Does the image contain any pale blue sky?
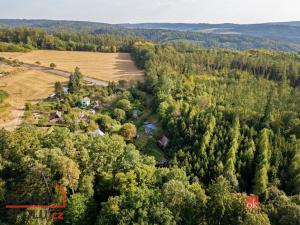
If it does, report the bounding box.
[0,0,299,24]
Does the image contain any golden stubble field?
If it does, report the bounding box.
[0,50,144,81]
[0,67,67,130]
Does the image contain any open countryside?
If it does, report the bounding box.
[0,51,144,82]
[0,0,300,223]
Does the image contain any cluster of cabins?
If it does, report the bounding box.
[143,121,169,148]
[47,91,170,149]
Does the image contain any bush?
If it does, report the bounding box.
[25,102,33,111]
[50,63,56,68]
[0,42,32,52]
[119,123,137,140]
[0,90,9,104]
[116,99,132,112]
[97,114,118,131]
[113,108,126,122]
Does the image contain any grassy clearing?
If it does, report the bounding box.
[0,50,144,82]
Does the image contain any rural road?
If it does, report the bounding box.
[22,63,109,86]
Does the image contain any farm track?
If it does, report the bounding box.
[22,63,109,86]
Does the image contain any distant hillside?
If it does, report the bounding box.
[0,19,113,33]
[118,22,300,43]
[1,19,300,52]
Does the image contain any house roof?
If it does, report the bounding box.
[159,136,169,147]
[63,87,69,93]
[82,97,90,102]
[92,129,105,137]
[143,123,157,130]
[50,111,62,118]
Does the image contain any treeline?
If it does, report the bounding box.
[132,42,300,87]
[1,26,300,55]
[0,42,32,52]
[0,27,144,52]
[93,27,300,52]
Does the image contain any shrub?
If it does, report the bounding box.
[50,63,56,68]
[116,99,132,112]
[119,123,137,140]
[113,108,126,122]
[0,90,9,104]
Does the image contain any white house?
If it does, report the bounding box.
[92,129,105,137]
[81,97,91,107]
[63,87,69,94]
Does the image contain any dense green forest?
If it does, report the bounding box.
[0,27,143,52]
[94,28,300,52]
[1,20,300,52]
[0,39,300,224]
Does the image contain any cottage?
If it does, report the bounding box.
[158,136,169,148]
[63,87,69,94]
[81,97,91,107]
[143,123,157,135]
[47,93,56,99]
[157,159,169,167]
[91,129,105,137]
[49,111,64,124]
[49,111,62,120]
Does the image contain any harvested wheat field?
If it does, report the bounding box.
[0,68,66,130]
[0,64,27,77]
[0,51,144,81]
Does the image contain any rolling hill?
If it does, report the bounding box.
[1,19,300,52]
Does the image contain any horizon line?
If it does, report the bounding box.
[0,18,300,26]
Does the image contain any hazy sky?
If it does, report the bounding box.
[0,0,299,24]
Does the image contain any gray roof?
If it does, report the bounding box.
[143,123,157,130]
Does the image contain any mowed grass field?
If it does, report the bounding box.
[0,50,144,81]
[0,67,67,130]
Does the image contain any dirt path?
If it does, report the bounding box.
[22,63,109,86]
[0,110,24,130]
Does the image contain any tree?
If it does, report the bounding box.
[288,137,300,194]
[63,193,92,225]
[68,67,83,93]
[224,117,240,189]
[111,45,117,53]
[116,99,132,112]
[50,62,56,68]
[253,128,271,200]
[198,115,216,178]
[54,81,64,98]
[119,123,137,140]
[112,108,126,122]
[207,176,232,225]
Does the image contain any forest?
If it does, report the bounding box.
[1,24,300,53]
[0,36,300,224]
[0,27,143,52]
